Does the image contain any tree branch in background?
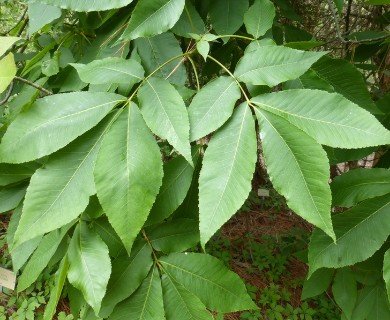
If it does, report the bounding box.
[14,76,53,96]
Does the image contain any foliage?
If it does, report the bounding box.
[0,0,389,319]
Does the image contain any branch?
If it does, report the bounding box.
[14,76,53,95]
[0,81,14,105]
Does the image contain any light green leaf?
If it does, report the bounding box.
[171,0,205,37]
[301,268,334,300]
[67,223,111,315]
[121,0,185,40]
[13,114,117,247]
[234,46,325,86]
[0,184,27,214]
[332,268,357,320]
[135,32,187,86]
[0,37,21,57]
[138,77,192,164]
[28,0,134,12]
[28,3,62,35]
[110,266,165,320]
[0,92,125,164]
[209,0,249,36]
[255,108,335,240]
[331,168,390,207]
[17,223,73,292]
[311,57,380,114]
[308,194,390,275]
[251,89,390,148]
[147,219,199,253]
[160,253,257,312]
[0,163,38,187]
[162,274,213,320]
[100,239,153,318]
[147,149,199,225]
[43,256,69,320]
[0,53,16,94]
[188,76,241,142]
[244,0,275,39]
[94,104,163,253]
[7,204,42,273]
[196,40,209,61]
[385,249,390,303]
[199,103,257,247]
[71,58,144,86]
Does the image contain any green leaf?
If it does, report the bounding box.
[121,0,185,40]
[244,0,275,39]
[43,256,69,320]
[93,217,125,259]
[0,184,27,214]
[0,92,125,164]
[384,249,390,303]
[29,0,134,12]
[308,194,390,275]
[209,0,249,36]
[196,40,209,61]
[138,77,192,164]
[147,219,199,253]
[28,3,62,35]
[188,76,241,142]
[234,46,325,86]
[311,57,380,114]
[0,36,21,57]
[0,163,38,187]
[17,223,73,292]
[171,0,205,37]
[71,58,144,86]
[301,268,334,300]
[147,148,199,225]
[13,114,118,247]
[283,69,334,92]
[199,103,257,247]
[94,104,163,253]
[110,266,165,320]
[67,222,111,315]
[135,32,187,86]
[7,204,42,272]
[0,53,16,94]
[100,239,153,317]
[332,268,357,320]
[332,0,343,13]
[255,108,335,240]
[251,89,390,148]
[160,253,257,312]
[162,274,213,320]
[331,168,390,207]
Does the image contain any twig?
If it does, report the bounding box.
[1,7,27,36]
[0,82,14,105]
[14,76,53,95]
